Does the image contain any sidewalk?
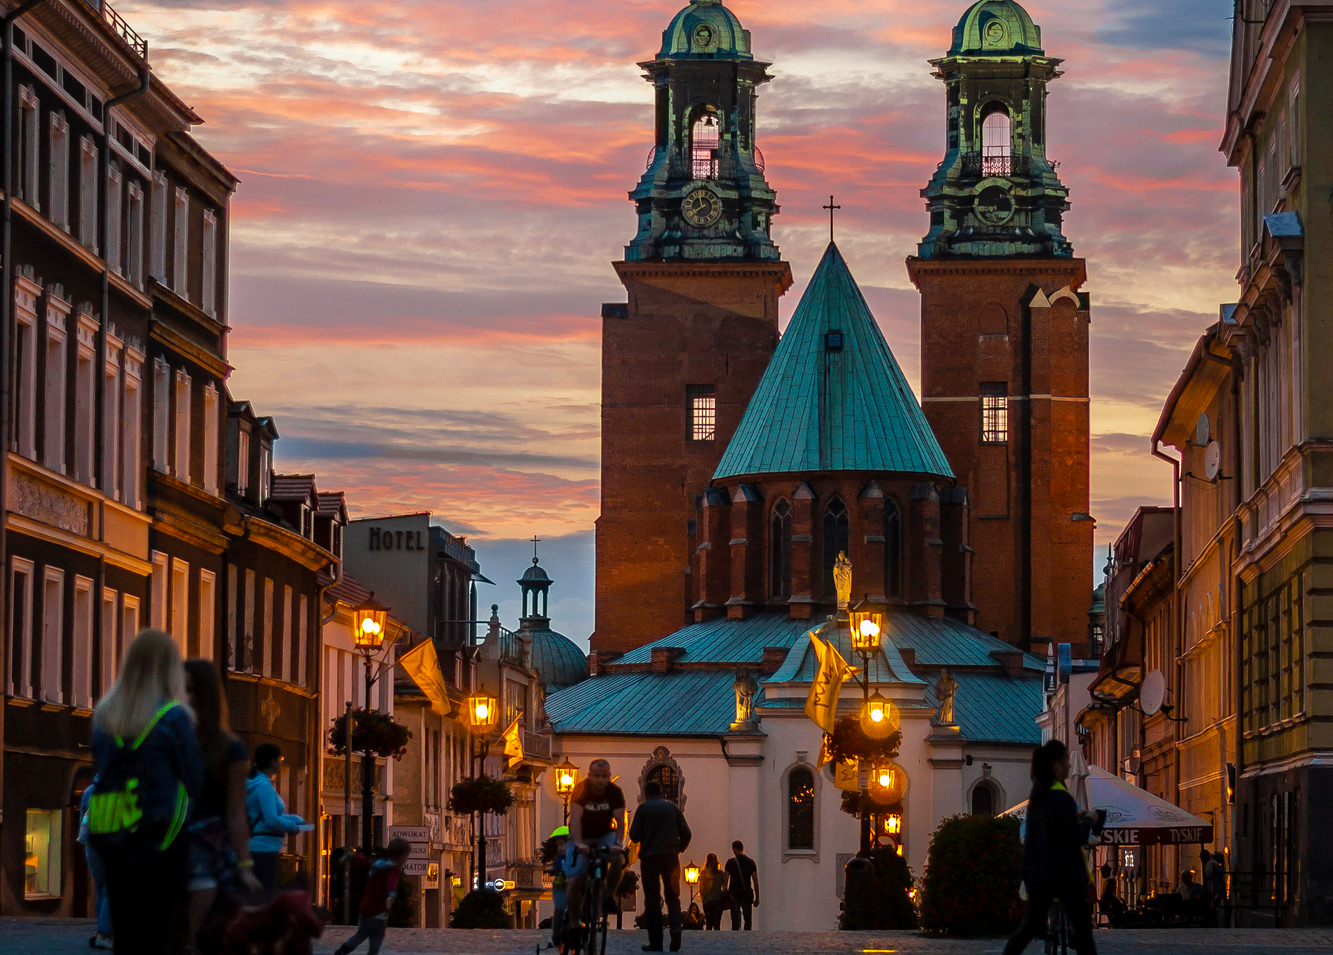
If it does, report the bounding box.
[4,919,1333,954]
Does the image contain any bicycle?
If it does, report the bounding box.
[1044,898,1070,955]
[561,843,613,955]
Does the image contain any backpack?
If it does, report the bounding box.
[87,701,190,859]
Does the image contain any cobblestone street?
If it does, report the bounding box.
[4,920,1333,955]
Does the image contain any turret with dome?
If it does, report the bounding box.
[516,544,586,693]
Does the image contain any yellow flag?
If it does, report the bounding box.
[398,638,452,718]
[502,717,524,769]
[804,630,853,734]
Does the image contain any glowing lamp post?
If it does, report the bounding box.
[465,692,499,888]
[554,757,579,824]
[351,603,392,852]
[684,860,700,904]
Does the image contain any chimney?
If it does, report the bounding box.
[761,646,788,674]
[991,648,1024,677]
[650,646,687,673]
[587,650,622,677]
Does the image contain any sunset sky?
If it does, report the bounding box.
[118,0,1239,645]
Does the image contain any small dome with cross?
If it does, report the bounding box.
[949,0,1043,56]
[658,0,752,60]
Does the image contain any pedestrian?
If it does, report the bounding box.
[77,781,113,950]
[1001,739,1097,955]
[183,659,262,949]
[88,629,203,955]
[628,779,691,952]
[1200,849,1224,921]
[245,743,306,891]
[723,840,759,930]
[697,852,724,930]
[1176,869,1203,902]
[333,838,412,955]
[565,758,627,930]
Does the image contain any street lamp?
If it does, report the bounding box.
[465,692,499,890]
[846,595,898,854]
[352,602,393,852]
[859,690,898,740]
[554,757,579,824]
[684,860,700,905]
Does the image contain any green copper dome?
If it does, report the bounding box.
[659,0,752,60]
[949,0,1043,56]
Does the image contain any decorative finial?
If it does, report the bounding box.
[823,194,842,242]
[530,534,542,564]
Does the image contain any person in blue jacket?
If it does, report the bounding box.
[245,743,306,891]
[89,629,203,955]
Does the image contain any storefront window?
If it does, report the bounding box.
[25,809,62,899]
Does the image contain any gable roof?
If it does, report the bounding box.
[714,243,953,482]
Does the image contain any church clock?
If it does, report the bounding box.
[683,187,722,227]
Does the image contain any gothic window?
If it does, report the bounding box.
[980,104,1012,176]
[639,746,686,808]
[971,780,997,817]
[786,766,815,851]
[822,497,850,600]
[884,498,902,599]
[770,499,792,600]
[691,107,720,179]
[981,383,1008,444]
[687,385,716,441]
[647,764,679,803]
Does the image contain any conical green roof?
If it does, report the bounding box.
[714,243,953,481]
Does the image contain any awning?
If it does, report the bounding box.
[1002,766,1213,847]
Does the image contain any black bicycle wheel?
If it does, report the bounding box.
[586,877,604,955]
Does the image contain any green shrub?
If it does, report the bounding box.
[838,848,917,930]
[919,814,1024,936]
[450,888,512,929]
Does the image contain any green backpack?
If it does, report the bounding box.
[88,702,190,856]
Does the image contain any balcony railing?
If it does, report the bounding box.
[960,151,1031,179]
[523,730,551,761]
[78,0,149,61]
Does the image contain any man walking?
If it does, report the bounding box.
[629,780,691,952]
[724,840,759,930]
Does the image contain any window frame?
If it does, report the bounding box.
[687,384,717,442]
[784,763,818,855]
[980,383,1009,444]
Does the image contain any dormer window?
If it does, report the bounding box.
[236,427,250,496]
[259,444,271,502]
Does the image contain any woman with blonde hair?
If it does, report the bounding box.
[89,630,202,955]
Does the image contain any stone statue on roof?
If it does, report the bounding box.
[834,552,852,611]
[733,669,759,728]
[934,668,958,725]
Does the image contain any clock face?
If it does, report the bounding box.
[683,187,722,228]
[975,184,1014,225]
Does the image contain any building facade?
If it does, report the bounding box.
[1,0,236,914]
[1220,0,1333,926]
[906,0,1094,656]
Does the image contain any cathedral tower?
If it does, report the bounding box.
[594,0,792,654]
[906,0,1093,655]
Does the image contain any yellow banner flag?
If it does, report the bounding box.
[502,717,524,769]
[398,638,452,718]
[804,630,854,734]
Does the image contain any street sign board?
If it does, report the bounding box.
[388,825,430,843]
[406,842,429,861]
[403,860,435,877]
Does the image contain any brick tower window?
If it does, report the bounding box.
[981,383,1008,444]
[770,499,792,600]
[822,497,850,600]
[687,385,716,441]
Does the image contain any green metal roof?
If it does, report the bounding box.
[546,669,747,737]
[658,0,752,60]
[924,670,1042,745]
[714,243,953,482]
[616,612,812,666]
[528,627,587,693]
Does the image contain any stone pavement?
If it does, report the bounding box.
[4,919,1333,955]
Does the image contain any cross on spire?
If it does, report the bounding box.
[823,195,842,242]
[530,535,542,564]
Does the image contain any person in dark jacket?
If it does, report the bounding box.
[1002,740,1097,955]
[628,780,692,952]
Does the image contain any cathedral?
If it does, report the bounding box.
[544,0,1094,931]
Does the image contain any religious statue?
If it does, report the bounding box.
[733,669,759,727]
[833,551,852,611]
[934,668,958,725]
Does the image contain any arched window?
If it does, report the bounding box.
[647,764,681,804]
[691,107,720,179]
[981,105,1012,176]
[971,780,997,817]
[787,766,815,851]
[770,499,792,600]
[884,498,902,599]
[822,497,850,601]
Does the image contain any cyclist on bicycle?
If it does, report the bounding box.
[565,759,627,927]
[1003,739,1098,955]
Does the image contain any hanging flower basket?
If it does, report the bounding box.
[825,715,901,765]
[329,708,413,761]
[450,775,516,816]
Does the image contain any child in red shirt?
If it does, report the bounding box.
[335,839,411,955]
